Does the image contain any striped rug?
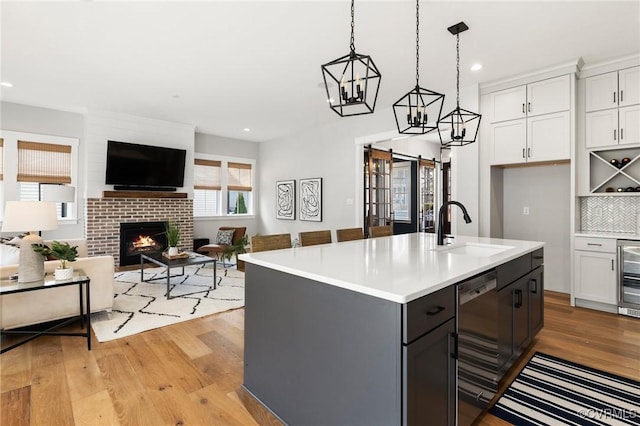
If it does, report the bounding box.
[489,352,640,425]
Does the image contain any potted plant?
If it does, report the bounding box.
[165,220,181,256]
[223,234,249,272]
[32,241,79,280]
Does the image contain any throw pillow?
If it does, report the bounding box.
[216,229,235,245]
[0,243,20,266]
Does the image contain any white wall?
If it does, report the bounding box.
[193,132,260,242]
[502,164,571,293]
[257,84,480,242]
[84,110,195,198]
[1,101,85,239]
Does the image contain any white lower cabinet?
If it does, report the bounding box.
[574,237,617,305]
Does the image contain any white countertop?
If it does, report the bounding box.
[575,231,640,240]
[240,233,544,303]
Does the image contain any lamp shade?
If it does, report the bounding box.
[41,184,76,202]
[1,201,58,233]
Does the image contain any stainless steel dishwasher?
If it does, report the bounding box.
[457,270,499,426]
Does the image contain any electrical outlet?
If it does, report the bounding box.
[523,206,530,215]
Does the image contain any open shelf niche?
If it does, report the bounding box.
[589,147,640,194]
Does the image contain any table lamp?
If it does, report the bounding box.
[41,184,76,217]
[1,201,58,282]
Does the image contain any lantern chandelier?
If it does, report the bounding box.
[438,21,481,147]
[321,0,381,117]
[392,0,445,135]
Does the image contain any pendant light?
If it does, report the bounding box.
[438,22,481,147]
[392,0,445,135]
[321,0,381,117]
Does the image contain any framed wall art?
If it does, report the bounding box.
[276,180,296,220]
[299,177,322,222]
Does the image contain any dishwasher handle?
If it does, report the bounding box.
[458,272,497,305]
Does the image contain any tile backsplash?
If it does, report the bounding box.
[580,196,640,233]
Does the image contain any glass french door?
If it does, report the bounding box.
[364,147,393,237]
[419,159,437,233]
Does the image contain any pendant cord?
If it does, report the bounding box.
[456,33,460,109]
[350,0,355,52]
[415,0,420,86]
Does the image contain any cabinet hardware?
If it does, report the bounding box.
[614,129,617,141]
[587,243,602,246]
[621,90,624,103]
[522,148,525,158]
[527,147,531,158]
[514,289,523,308]
[621,128,624,140]
[425,306,445,316]
[612,259,614,271]
[528,102,531,113]
[614,92,616,104]
[522,103,525,114]
[449,332,458,360]
[530,279,538,294]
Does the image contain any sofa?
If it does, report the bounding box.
[0,239,114,330]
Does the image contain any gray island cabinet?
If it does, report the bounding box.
[240,234,544,426]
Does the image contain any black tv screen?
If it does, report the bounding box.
[105,140,187,189]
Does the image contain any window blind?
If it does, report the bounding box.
[17,140,72,184]
[228,162,252,191]
[194,159,221,190]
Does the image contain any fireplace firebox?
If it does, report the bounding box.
[119,221,167,266]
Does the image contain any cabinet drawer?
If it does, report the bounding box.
[403,286,454,344]
[496,253,532,290]
[574,237,616,253]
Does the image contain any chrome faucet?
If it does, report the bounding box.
[437,201,472,245]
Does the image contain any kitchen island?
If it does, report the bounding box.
[240,233,544,426]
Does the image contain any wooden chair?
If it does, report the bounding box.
[299,230,332,247]
[336,227,364,242]
[197,227,247,264]
[251,233,292,253]
[369,225,393,238]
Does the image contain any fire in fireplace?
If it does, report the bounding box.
[119,221,168,266]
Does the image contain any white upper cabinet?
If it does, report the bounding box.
[491,86,526,123]
[489,74,572,165]
[527,75,572,117]
[585,66,640,112]
[585,66,640,149]
[491,75,570,124]
[618,66,640,107]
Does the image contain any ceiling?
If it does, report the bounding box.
[1,1,639,143]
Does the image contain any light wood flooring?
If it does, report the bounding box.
[1,291,639,426]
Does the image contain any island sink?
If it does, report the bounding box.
[433,242,514,257]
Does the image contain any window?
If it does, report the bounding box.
[193,159,221,217]
[392,162,411,222]
[227,162,252,215]
[0,131,79,222]
[193,156,255,217]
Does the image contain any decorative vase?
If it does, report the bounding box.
[168,246,179,256]
[54,267,74,281]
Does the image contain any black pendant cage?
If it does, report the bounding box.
[322,51,382,117]
[438,106,481,147]
[392,85,445,135]
[438,21,482,147]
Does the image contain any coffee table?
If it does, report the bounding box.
[140,252,218,299]
[0,270,91,354]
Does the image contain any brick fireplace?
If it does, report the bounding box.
[85,196,193,266]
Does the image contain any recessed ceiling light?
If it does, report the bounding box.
[243,128,251,132]
[470,63,483,71]
[1,81,13,87]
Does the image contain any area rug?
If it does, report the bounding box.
[91,265,244,342]
[489,352,640,425]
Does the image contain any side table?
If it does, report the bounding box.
[0,270,91,354]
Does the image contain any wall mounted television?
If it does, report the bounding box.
[105,140,187,191]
